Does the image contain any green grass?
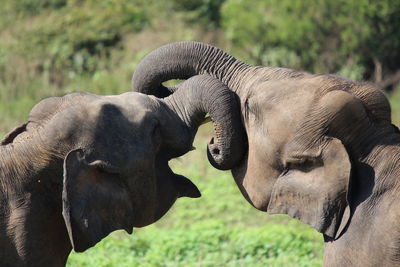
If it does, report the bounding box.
[67,222,322,267]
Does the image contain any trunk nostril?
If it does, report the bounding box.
[209,137,214,144]
[212,147,220,155]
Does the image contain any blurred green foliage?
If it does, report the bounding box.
[171,0,226,28]
[222,0,400,82]
[12,0,147,75]
[0,0,67,28]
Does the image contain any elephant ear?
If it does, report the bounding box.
[1,122,28,145]
[267,137,351,238]
[62,149,134,252]
[267,90,367,239]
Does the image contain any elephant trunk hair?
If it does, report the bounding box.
[131,41,250,97]
[164,75,246,170]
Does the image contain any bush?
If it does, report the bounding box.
[170,0,227,28]
[221,0,400,84]
[13,0,148,74]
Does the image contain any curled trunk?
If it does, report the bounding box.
[131,41,250,97]
[132,41,308,170]
[131,41,308,98]
[164,75,246,170]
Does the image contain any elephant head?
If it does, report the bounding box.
[0,75,244,258]
[131,41,395,239]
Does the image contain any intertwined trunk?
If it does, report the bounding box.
[131,41,251,97]
[162,75,246,170]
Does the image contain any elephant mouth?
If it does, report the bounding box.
[146,163,200,226]
[161,160,201,199]
[157,160,201,199]
[172,173,201,198]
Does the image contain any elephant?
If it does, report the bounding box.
[131,41,400,266]
[0,75,245,267]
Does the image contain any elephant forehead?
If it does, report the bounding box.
[115,92,159,111]
[83,95,156,127]
[248,80,317,143]
[253,79,317,112]
[44,96,156,149]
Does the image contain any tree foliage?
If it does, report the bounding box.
[0,0,399,97]
[222,0,400,84]
[170,0,227,28]
[2,0,148,84]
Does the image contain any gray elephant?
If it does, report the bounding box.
[132,41,400,266]
[0,75,245,267]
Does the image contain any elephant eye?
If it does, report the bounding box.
[284,156,322,173]
[89,160,120,174]
[244,98,252,119]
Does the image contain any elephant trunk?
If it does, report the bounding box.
[132,41,250,97]
[164,75,246,170]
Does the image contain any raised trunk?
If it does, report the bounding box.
[131,41,308,99]
[131,41,251,97]
[163,75,246,170]
[131,41,307,169]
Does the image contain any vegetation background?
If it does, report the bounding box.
[1,0,399,266]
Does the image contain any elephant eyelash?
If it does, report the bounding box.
[284,156,322,173]
[244,98,251,119]
[90,160,120,174]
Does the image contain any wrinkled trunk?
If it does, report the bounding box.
[131,41,251,97]
[162,75,246,170]
[131,41,306,169]
[131,41,306,98]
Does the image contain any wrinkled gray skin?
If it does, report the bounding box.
[0,75,244,267]
[132,41,400,266]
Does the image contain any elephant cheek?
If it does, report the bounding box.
[152,177,179,224]
[130,178,159,228]
[232,149,278,212]
[154,197,177,222]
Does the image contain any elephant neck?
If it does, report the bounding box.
[0,138,55,190]
[0,139,72,266]
[1,144,39,187]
